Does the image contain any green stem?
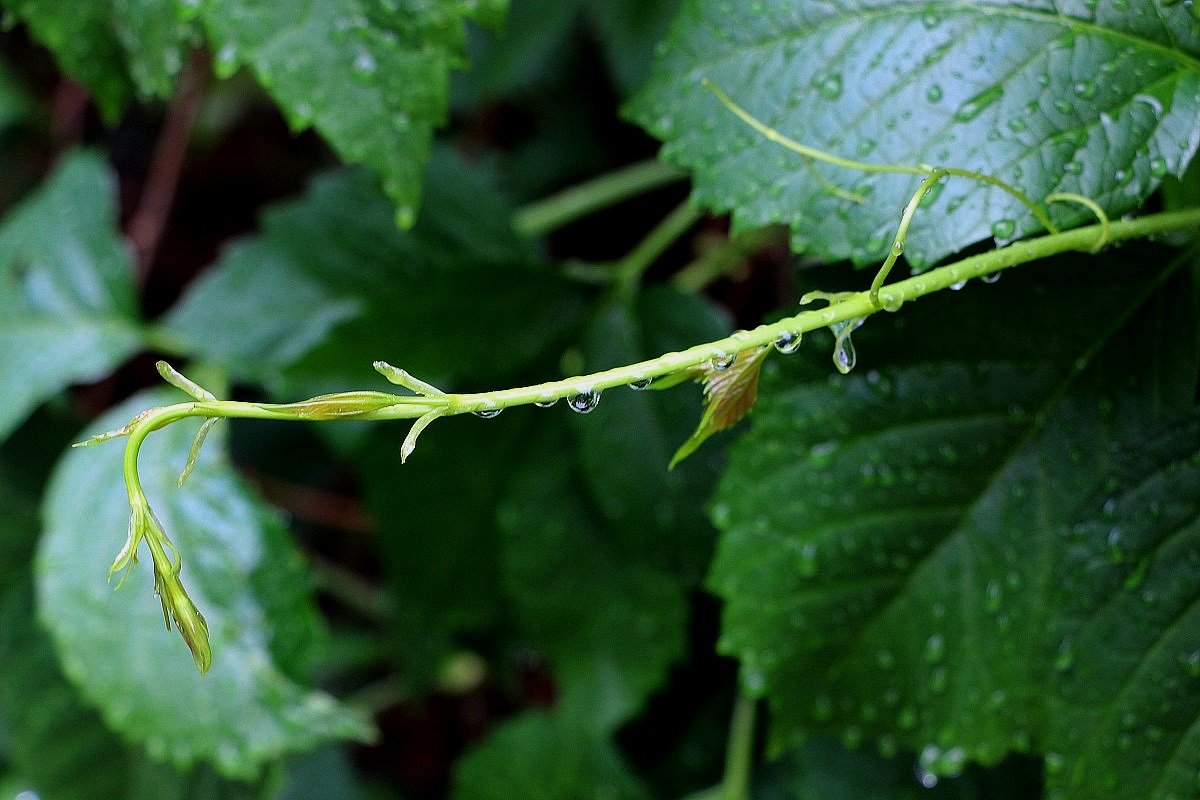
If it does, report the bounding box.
[870,168,947,304]
[513,160,686,237]
[722,693,757,800]
[113,208,1200,435]
[702,80,1056,235]
[615,201,704,295]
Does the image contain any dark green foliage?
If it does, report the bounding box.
[0,1,1196,798]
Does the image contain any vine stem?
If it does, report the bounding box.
[109,208,1200,435]
[513,159,686,237]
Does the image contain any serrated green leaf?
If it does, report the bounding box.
[571,288,730,578]
[37,389,374,781]
[165,152,585,395]
[194,0,508,222]
[708,250,1198,800]
[112,0,195,98]
[452,712,651,800]
[0,581,131,800]
[0,150,143,442]
[0,581,267,800]
[628,0,1200,266]
[0,0,132,117]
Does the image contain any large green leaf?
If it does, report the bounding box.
[452,712,651,800]
[709,250,1198,800]
[190,0,506,224]
[628,0,1200,266]
[497,288,728,733]
[0,581,267,800]
[165,152,586,395]
[0,150,143,442]
[37,389,373,781]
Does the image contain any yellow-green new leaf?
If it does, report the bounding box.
[670,346,769,469]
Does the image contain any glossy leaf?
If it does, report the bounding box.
[628,0,1200,266]
[193,0,507,223]
[0,150,143,442]
[0,581,267,800]
[709,251,1197,800]
[37,389,374,781]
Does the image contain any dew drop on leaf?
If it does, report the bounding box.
[990,218,1017,240]
[773,331,802,353]
[1073,80,1097,99]
[567,389,601,414]
[925,84,943,103]
[816,73,843,99]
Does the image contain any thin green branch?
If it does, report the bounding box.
[615,201,704,295]
[90,206,1200,673]
[513,159,686,237]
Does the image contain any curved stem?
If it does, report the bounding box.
[513,160,686,237]
[702,80,1056,235]
[615,201,704,296]
[870,168,947,305]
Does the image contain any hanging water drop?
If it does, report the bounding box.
[568,389,601,414]
[473,408,503,419]
[773,331,803,353]
[534,397,558,408]
[949,279,967,291]
[628,377,653,390]
[711,352,736,370]
[980,271,1002,284]
[829,317,864,374]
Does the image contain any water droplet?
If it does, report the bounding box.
[711,352,736,370]
[985,580,1003,612]
[1007,117,1028,133]
[925,84,943,103]
[534,397,558,408]
[991,219,1017,240]
[924,633,946,663]
[922,12,941,27]
[774,331,802,353]
[1054,98,1073,115]
[798,541,818,576]
[816,73,843,99]
[628,378,653,390]
[214,43,240,78]
[980,271,1002,284]
[568,389,601,414]
[949,279,967,291]
[473,408,503,419]
[1064,160,1084,175]
[878,292,904,312]
[352,49,377,78]
[954,85,1003,121]
[1073,80,1097,99]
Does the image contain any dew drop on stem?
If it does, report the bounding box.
[711,352,736,370]
[534,398,557,408]
[980,271,1002,284]
[774,331,803,353]
[628,378,653,390]
[567,389,601,414]
[473,408,503,418]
